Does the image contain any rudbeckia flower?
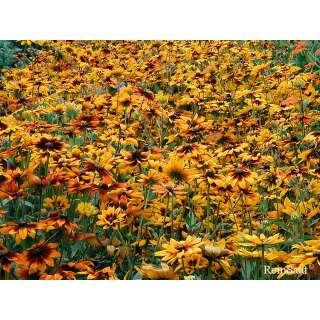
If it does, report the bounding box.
[163,158,196,184]
[0,221,39,244]
[237,233,284,248]
[32,135,66,153]
[13,239,61,274]
[155,236,203,265]
[76,202,98,217]
[136,263,179,280]
[229,166,256,189]
[96,207,126,229]
[43,195,70,211]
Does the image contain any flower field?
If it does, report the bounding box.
[0,40,320,280]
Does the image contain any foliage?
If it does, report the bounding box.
[0,40,39,76]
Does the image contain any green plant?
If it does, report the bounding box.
[0,40,21,70]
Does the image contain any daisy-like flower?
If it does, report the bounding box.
[107,186,143,210]
[0,242,17,273]
[0,180,27,201]
[163,158,196,184]
[152,181,186,199]
[136,263,179,280]
[0,221,39,244]
[120,149,149,169]
[41,216,77,235]
[175,253,209,274]
[84,160,115,185]
[176,143,201,159]
[237,233,284,248]
[68,114,100,134]
[86,264,118,280]
[40,273,64,280]
[286,239,320,271]
[155,236,203,265]
[76,202,98,217]
[0,116,19,136]
[43,195,70,211]
[259,166,283,191]
[201,244,230,259]
[199,169,222,186]
[237,248,264,259]
[139,169,161,187]
[13,239,61,274]
[40,259,95,280]
[271,197,302,218]
[32,135,66,153]
[96,207,126,229]
[229,166,256,189]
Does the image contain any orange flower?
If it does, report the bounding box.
[86,264,118,280]
[0,243,17,273]
[96,207,126,229]
[33,135,66,153]
[13,239,61,274]
[0,222,39,244]
[152,181,186,199]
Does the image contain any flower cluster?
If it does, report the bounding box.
[0,40,319,279]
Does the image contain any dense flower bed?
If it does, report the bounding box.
[0,41,319,279]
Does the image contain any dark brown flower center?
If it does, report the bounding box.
[45,142,54,148]
[170,170,184,181]
[0,121,8,131]
[27,246,50,262]
[231,167,250,179]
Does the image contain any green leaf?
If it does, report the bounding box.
[23,201,34,208]
[1,199,9,206]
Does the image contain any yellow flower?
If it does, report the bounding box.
[277,198,302,218]
[43,195,70,211]
[175,253,208,274]
[76,202,98,217]
[237,248,263,259]
[96,207,126,229]
[237,233,284,248]
[136,263,179,280]
[202,244,229,259]
[163,159,196,184]
[229,166,256,189]
[155,236,203,265]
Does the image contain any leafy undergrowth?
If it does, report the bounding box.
[272,40,320,72]
[0,41,320,280]
[0,41,39,76]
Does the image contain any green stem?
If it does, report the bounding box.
[206,183,211,234]
[170,195,174,239]
[261,244,265,279]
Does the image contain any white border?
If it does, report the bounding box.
[1,1,319,319]
[1,0,320,39]
[0,280,318,319]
